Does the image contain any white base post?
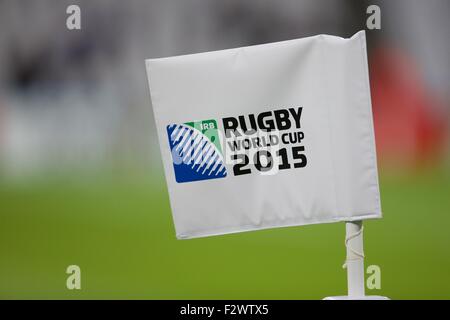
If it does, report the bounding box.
[323,221,389,300]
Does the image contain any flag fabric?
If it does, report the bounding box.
[146,30,382,239]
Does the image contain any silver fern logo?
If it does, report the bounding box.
[167,119,227,183]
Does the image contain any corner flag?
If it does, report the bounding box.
[146,31,381,240]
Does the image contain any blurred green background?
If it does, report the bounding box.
[1,166,449,299]
[0,0,449,299]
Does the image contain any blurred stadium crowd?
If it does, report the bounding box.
[0,0,448,178]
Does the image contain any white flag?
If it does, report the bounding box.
[146,30,382,239]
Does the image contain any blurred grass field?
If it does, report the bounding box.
[0,166,449,299]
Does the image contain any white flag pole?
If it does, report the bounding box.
[324,221,389,300]
[345,221,365,297]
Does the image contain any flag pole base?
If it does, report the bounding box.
[323,296,390,300]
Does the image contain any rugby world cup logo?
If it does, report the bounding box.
[167,120,227,183]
